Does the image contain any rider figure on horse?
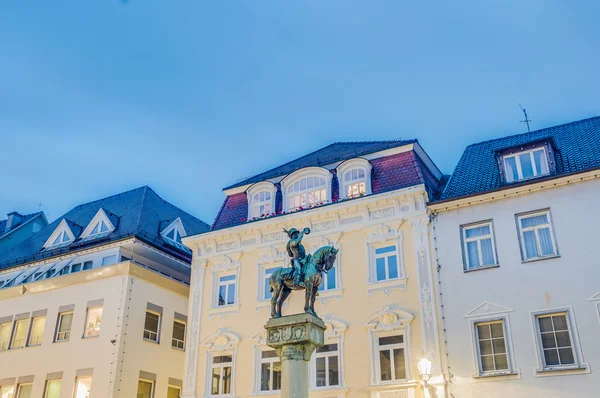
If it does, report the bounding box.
[285,227,310,288]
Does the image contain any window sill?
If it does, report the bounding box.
[522,255,561,264]
[535,365,589,377]
[54,340,70,344]
[171,346,185,352]
[367,278,408,297]
[315,288,344,305]
[142,338,160,345]
[208,304,240,319]
[464,264,500,273]
[83,335,100,339]
[251,391,280,396]
[472,371,521,382]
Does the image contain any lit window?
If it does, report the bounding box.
[28,316,46,346]
[250,191,273,218]
[55,312,73,342]
[517,211,557,260]
[211,355,233,396]
[44,380,61,398]
[16,383,32,398]
[0,322,11,350]
[137,380,154,398]
[504,147,550,183]
[343,168,367,198]
[172,321,186,350]
[262,266,281,300]
[10,319,29,349]
[377,335,406,382]
[286,176,327,211]
[462,222,497,270]
[314,343,340,388]
[0,386,14,398]
[217,275,236,307]
[85,307,103,337]
[74,377,92,398]
[536,313,576,368]
[374,245,399,282]
[143,311,160,342]
[260,350,281,392]
[475,321,509,374]
[167,386,182,398]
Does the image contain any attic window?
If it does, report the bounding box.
[281,168,332,212]
[89,220,110,237]
[498,141,554,184]
[246,182,277,220]
[79,209,115,242]
[52,231,71,246]
[42,219,76,250]
[161,218,191,254]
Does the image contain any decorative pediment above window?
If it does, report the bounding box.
[161,217,191,254]
[365,224,403,244]
[364,305,414,331]
[80,208,117,242]
[587,292,600,302]
[463,301,514,318]
[251,330,267,345]
[337,158,372,199]
[281,167,332,212]
[322,315,348,339]
[42,219,80,250]
[256,246,286,265]
[202,328,240,351]
[246,182,277,220]
[213,254,241,272]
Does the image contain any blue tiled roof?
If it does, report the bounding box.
[0,186,210,270]
[224,140,417,190]
[0,212,44,240]
[440,116,600,201]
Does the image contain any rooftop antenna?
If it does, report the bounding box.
[519,104,532,133]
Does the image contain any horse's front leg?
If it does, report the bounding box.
[310,285,319,316]
[271,285,279,318]
[304,281,314,315]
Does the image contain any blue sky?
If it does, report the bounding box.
[1,1,598,225]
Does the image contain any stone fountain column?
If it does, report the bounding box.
[265,313,326,398]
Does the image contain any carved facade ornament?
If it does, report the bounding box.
[410,218,428,246]
[364,305,414,331]
[369,207,395,220]
[263,231,282,243]
[251,330,267,345]
[322,315,348,339]
[202,328,240,351]
[213,255,241,272]
[257,246,286,265]
[380,390,408,398]
[312,220,335,232]
[366,224,402,244]
[216,240,238,252]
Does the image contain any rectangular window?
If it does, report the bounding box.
[318,264,337,292]
[74,376,92,398]
[504,147,550,183]
[314,343,339,388]
[263,266,281,300]
[0,322,11,350]
[375,245,399,282]
[55,312,73,342]
[137,380,154,398]
[71,263,82,273]
[167,386,181,398]
[260,350,281,392]
[0,386,15,398]
[475,321,509,374]
[101,255,117,266]
[217,275,236,306]
[11,319,29,349]
[377,335,406,382]
[143,311,160,342]
[536,313,576,368]
[82,261,93,271]
[44,380,61,398]
[16,384,32,398]
[28,316,46,346]
[462,222,497,269]
[211,355,232,396]
[517,211,557,260]
[84,307,103,337]
[172,321,186,350]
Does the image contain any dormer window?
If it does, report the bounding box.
[337,158,372,199]
[281,168,332,212]
[79,208,116,242]
[89,220,110,237]
[161,218,191,254]
[42,219,77,250]
[247,182,277,220]
[52,231,71,246]
[504,147,550,183]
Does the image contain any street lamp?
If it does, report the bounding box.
[417,357,436,398]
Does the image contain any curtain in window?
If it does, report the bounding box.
[504,158,519,182]
[533,150,549,174]
[537,228,555,256]
[466,241,480,267]
[523,231,538,258]
[521,214,548,228]
[465,225,490,238]
[480,239,495,265]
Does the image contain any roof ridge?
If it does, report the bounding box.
[466,116,600,148]
[73,185,150,210]
[134,186,149,234]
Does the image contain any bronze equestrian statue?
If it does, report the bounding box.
[268,227,339,318]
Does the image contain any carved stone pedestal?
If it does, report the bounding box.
[265,313,326,398]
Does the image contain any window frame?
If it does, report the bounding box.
[167,385,182,398]
[0,321,11,350]
[310,341,342,389]
[16,383,33,398]
[215,273,237,308]
[84,306,103,338]
[374,331,408,384]
[210,352,234,397]
[74,376,93,398]
[143,311,161,343]
[28,316,46,346]
[516,209,559,262]
[258,264,283,302]
[247,182,277,220]
[460,220,499,271]
[172,320,186,351]
[10,318,29,349]
[503,146,550,182]
[44,379,62,398]
[281,168,332,213]
[137,378,155,398]
[337,158,372,200]
[55,311,73,342]
[473,319,513,376]
[255,348,281,394]
[372,243,402,283]
[530,307,588,373]
[0,385,15,398]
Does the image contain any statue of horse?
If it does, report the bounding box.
[268,246,339,318]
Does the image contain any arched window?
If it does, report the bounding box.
[282,168,332,212]
[247,182,277,220]
[337,159,372,199]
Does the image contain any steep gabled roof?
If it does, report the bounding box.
[225,140,417,190]
[440,116,600,201]
[0,186,210,270]
[0,212,46,240]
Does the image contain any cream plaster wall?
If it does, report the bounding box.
[432,178,600,398]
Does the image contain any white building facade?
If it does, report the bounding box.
[430,117,600,398]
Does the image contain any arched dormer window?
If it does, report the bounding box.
[246,182,277,220]
[337,158,372,199]
[281,167,332,212]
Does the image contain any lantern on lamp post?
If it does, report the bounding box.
[417,357,436,398]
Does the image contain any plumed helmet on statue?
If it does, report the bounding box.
[283,227,299,238]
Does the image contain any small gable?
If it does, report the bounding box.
[42,219,79,250]
[79,208,117,242]
[463,301,513,318]
[161,218,191,254]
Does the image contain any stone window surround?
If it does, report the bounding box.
[336,157,373,200]
[280,167,333,213]
[247,182,278,221]
[202,329,240,398]
[208,256,241,319]
[365,224,407,297]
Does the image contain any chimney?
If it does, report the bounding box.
[5,212,22,232]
